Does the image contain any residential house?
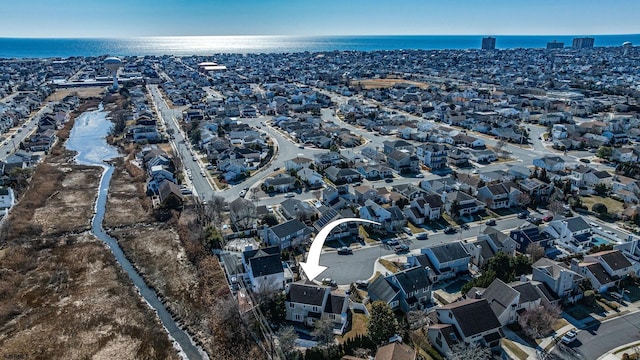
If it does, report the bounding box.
[466,227,517,268]
[416,143,448,170]
[450,133,485,148]
[544,216,592,253]
[0,187,15,216]
[444,190,486,218]
[532,258,584,301]
[518,178,553,203]
[447,148,471,167]
[421,242,471,282]
[324,166,362,184]
[285,281,349,334]
[509,224,553,253]
[157,180,184,209]
[368,266,432,313]
[583,170,613,187]
[264,174,297,193]
[428,299,503,356]
[359,199,407,232]
[285,156,313,171]
[476,182,522,210]
[242,246,285,292]
[383,139,414,155]
[473,278,556,326]
[386,150,419,173]
[374,342,416,360]
[612,147,638,163]
[532,156,566,172]
[404,193,443,224]
[297,168,324,187]
[265,219,312,249]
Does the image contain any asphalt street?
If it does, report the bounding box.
[553,311,640,359]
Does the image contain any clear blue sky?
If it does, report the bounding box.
[3,0,639,37]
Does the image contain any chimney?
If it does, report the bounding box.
[441,191,447,204]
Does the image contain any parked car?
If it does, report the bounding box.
[385,178,393,183]
[239,190,246,197]
[355,280,368,290]
[284,192,295,198]
[543,215,554,222]
[385,238,400,246]
[485,219,496,226]
[517,211,530,219]
[528,217,542,225]
[321,278,337,288]
[394,244,410,254]
[460,223,469,230]
[416,233,428,240]
[402,227,413,235]
[579,158,591,163]
[273,167,280,171]
[337,247,353,255]
[416,173,424,178]
[561,329,578,345]
[444,227,457,234]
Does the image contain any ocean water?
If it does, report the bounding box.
[1,34,639,58]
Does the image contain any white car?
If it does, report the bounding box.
[561,329,577,345]
[239,190,246,197]
[416,173,424,178]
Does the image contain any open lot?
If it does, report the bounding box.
[0,114,178,359]
[352,78,431,89]
[581,195,624,214]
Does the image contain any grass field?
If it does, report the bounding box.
[581,195,624,214]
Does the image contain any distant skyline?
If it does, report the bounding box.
[3,0,640,38]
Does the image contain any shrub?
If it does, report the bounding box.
[592,203,608,215]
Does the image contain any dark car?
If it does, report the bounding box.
[517,211,530,219]
[394,244,410,254]
[460,223,470,230]
[416,233,428,240]
[337,247,353,255]
[528,217,542,225]
[386,238,400,246]
[355,280,368,290]
[385,178,393,183]
[485,219,496,226]
[444,227,456,234]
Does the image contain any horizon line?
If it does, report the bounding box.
[2,33,640,40]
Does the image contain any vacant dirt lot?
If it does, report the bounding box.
[46,87,106,101]
[353,78,431,89]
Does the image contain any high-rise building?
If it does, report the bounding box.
[482,36,496,50]
[572,37,595,49]
[546,40,564,49]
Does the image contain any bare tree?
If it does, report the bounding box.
[203,195,228,227]
[547,200,565,216]
[516,192,531,208]
[447,341,492,360]
[276,326,298,359]
[407,310,429,330]
[518,304,562,339]
[311,318,336,346]
[526,242,545,263]
[229,198,257,230]
[312,190,322,201]
[494,139,507,158]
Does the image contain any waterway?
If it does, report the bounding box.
[66,106,204,360]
